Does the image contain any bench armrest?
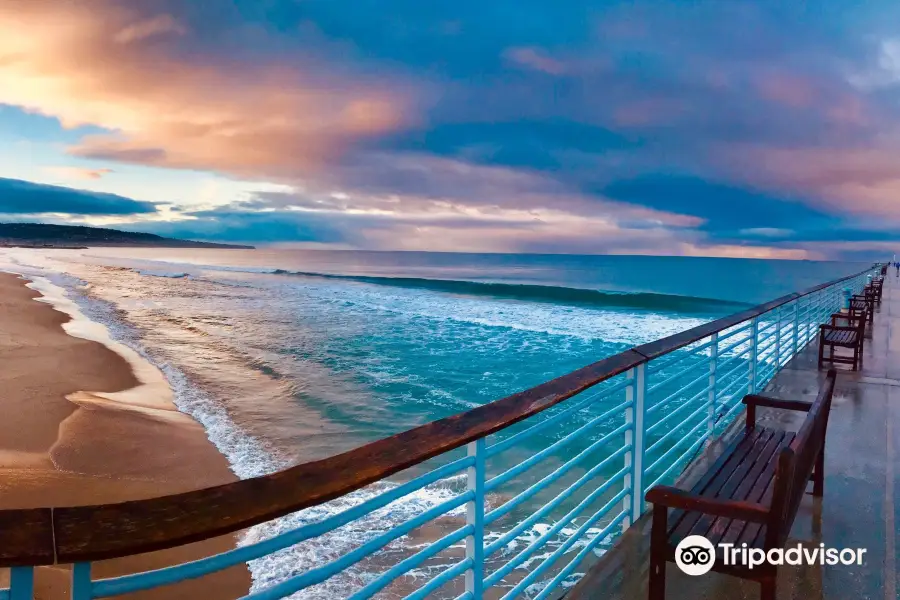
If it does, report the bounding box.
[645,485,769,523]
[743,394,812,412]
[831,312,863,323]
[820,324,859,333]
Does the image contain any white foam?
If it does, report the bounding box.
[134,269,189,278]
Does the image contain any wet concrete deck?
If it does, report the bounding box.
[569,272,900,600]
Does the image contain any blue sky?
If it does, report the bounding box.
[2,1,900,259]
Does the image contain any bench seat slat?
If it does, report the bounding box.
[667,428,764,540]
[687,429,779,542]
[716,430,792,546]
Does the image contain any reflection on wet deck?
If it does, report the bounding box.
[569,273,900,600]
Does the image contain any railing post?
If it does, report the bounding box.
[774,307,782,369]
[707,333,718,438]
[622,363,646,527]
[792,300,800,357]
[9,567,34,600]
[814,288,822,326]
[749,317,759,394]
[72,563,92,600]
[466,439,486,599]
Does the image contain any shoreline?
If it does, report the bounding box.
[0,272,250,598]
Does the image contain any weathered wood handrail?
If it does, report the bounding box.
[0,264,880,567]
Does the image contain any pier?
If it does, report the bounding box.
[0,264,892,599]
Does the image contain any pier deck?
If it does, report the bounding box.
[569,273,900,600]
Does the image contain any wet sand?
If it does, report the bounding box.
[0,273,250,598]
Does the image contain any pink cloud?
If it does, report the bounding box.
[716,143,900,219]
[613,98,685,127]
[503,47,569,76]
[114,14,187,44]
[45,166,114,180]
[0,1,420,179]
[754,71,816,108]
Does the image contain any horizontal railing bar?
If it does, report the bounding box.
[646,338,715,373]
[645,399,710,459]
[646,431,710,492]
[716,321,754,343]
[645,383,713,439]
[485,448,630,555]
[757,366,778,388]
[644,413,710,476]
[498,488,631,600]
[240,492,474,600]
[648,319,765,375]
[484,466,630,587]
[646,368,711,417]
[646,358,706,395]
[756,343,778,364]
[532,509,630,600]
[717,389,755,424]
[755,320,778,338]
[715,355,753,387]
[485,400,631,491]
[485,378,632,458]
[756,327,778,347]
[716,333,753,358]
[91,455,474,597]
[404,558,473,600]
[484,434,630,530]
[714,372,750,405]
[347,524,473,599]
[714,350,754,380]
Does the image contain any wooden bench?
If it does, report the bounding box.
[871,277,884,303]
[645,370,836,600]
[818,308,867,370]
[852,291,875,325]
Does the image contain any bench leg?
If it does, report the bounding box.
[649,506,667,600]
[760,577,776,600]
[817,333,825,370]
[813,446,825,497]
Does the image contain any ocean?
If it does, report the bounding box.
[0,248,867,597]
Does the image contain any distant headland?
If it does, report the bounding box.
[0,223,254,249]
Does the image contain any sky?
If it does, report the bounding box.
[2,1,900,260]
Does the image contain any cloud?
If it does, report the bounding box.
[377,119,636,171]
[45,166,114,180]
[0,1,420,179]
[114,14,187,44]
[503,47,569,75]
[600,174,840,234]
[0,177,156,215]
[4,0,900,259]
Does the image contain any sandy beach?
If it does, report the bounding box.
[0,273,250,598]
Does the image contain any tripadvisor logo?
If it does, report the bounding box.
[675,535,867,576]
[675,535,716,575]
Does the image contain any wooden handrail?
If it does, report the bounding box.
[51,350,645,563]
[0,264,880,566]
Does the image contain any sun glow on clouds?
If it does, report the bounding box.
[1,0,898,258]
[0,2,415,179]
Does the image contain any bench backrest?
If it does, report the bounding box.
[765,369,836,548]
[849,298,869,320]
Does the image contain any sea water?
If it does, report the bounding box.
[0,248,866,597]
